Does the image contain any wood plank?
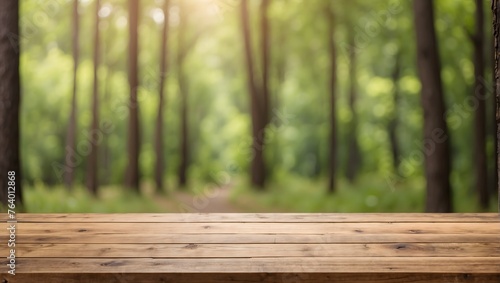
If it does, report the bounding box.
[16,222,500,234]
[2,257,500,273]
[10,233,500,244]
[15,243,500,258]
[2,273,500,283]
[5,213,499,223]
[2,213,499,279]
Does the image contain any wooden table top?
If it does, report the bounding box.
[1,213,500,282]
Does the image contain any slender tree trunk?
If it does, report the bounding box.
[492,16,498,199]
[493,0,500,212]
[258,0,271,186]
[64,0,79,189]
[326,1,338,193]
[275,22,286,90]
[126,0,141,191]
[178,0,189,188]
[155,0,169,192]
[473,0,489,209]
[388,51,402,172]
[86,0,100,196]
[0,0,23,206]
[101,27,111,185]
[240,0,266,188]
[345,30,361,183]
[260,0,270,125]
[272,18,286,175]
[101,72,111,185]
[413,0,452,212]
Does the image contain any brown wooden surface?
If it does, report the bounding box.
[12,232,500,244]
[2,257,500,273]
[1,213,499,283]
[15,243,500,258]
[14,222,500,234]
[4,212,498,223]
[3,273,500,283]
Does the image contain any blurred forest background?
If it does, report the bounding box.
[3,0,499,212]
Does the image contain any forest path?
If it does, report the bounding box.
[152,183,246,213]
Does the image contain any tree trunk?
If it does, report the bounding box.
[126,0,141,191]
[240,0,266,189]
[388,51,402,172]
[473,0,489,209]
[178,0,189,188]
[493,0,500,212]
[260,0,270,125]
[491,12,498,200]
[64,0,79,189]
[485,29,500,201]
[271,17,286,176]
[86,0,100,196]
[325,1,338,193]
[345,30,361,183]
[275,22,286,91]
[413,0,453,212]
[155,0,169,192]
[101,24,112,186]
[0,0,23,206]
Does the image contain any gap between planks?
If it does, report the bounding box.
[4,213,499,223]
[14,243,500,258]
[2,257,500,273]
[14,222,500,234]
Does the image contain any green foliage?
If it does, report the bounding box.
[16,0,498,212]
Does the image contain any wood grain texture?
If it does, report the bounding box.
[15,222,500,234]
[3,213,499,223]
[14,243,500,258]
[9,232,500,244]
[1,257,500,273]
[1,213,499,283]
[3,273,500,283]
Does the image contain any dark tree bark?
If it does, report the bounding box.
[493,0,500,211]
[240,0,267,189]
[472,0,489,209]
[491,11,498,200]
[413,0,453,212]
[0,0,23,206]
[175,1,206,189]
[345,30,361,183]
[260,0,270,125]
[101,19,113,186]
[86,0,101,196]
[126,0,141,191]
[325,1,338,193]
[155,0,170,191]
[388,51,402,172]
[64,0,79,189]
[178,0,189,188]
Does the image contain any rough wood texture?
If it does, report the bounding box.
[3,273,500,283]
[1,213,499,283]
[8,213,497,223]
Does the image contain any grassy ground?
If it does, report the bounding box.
[4,174,497,213]
[230,174,498,213]
[18,182,163,213]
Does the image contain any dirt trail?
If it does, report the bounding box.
[153,184,246,213]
